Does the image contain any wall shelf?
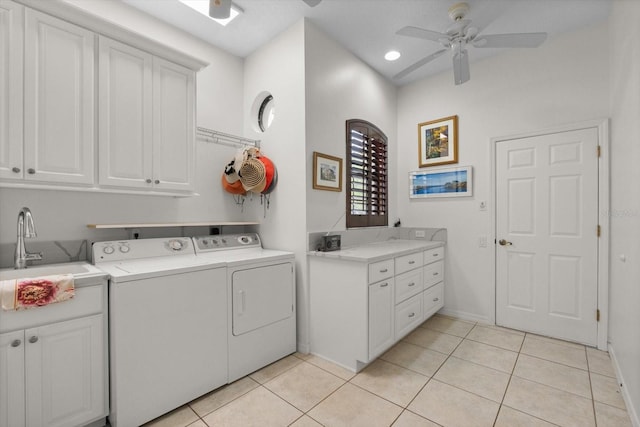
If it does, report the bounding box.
[87,221,259,229]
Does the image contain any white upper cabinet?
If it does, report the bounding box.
[23,8,95,184]
[0,0,24,180]
[99,36,195,192]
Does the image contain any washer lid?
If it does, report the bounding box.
[98,256,224,282]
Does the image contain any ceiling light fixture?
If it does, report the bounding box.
[179,0,243,26]
[384,50,401,61]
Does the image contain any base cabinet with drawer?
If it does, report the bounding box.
[309,242,445,372]
[0,279,108,427]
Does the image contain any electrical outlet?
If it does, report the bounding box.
[415,230,426,238]
[479,201,487,211]
[479,236,487,248]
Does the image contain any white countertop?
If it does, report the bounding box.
[308,239,444,263]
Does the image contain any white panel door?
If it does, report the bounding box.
[24,9,94,184]
[0,330,26,427]
[152,57,195,191]
[98,36,153,188]
[496,127,599,345]
[368,279,394,359]
[0,0,24,180]
[25,315,105,427]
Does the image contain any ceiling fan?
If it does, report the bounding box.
[209,0,321,19]
[394,2,547,85]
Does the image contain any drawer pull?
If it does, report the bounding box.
[408,312,415,318]
[11,339,21,347]
[408,282,415,287]
[408,260,416,265]
[433,253,439,257]
[12,167,20,173]
[29,336,38,344]
[27,168,35,174]
[380,282,389,288]
[380,268,388,273]
[433,272,439,276]
[433,297,439,302]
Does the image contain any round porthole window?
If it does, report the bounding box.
[251,92,275,133]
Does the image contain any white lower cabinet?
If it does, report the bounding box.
[0,281,107,427]
[310,242,445,372]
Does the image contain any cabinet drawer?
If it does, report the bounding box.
[0,283,105,333]
[424,261,444,288]
[423,282,444,320]
[424,247,444,265]
[395,252,422,275]
[395,294,422,339]
[368,259,394,284]
[395,269,423,305]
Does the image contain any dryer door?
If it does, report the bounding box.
[232,262,294,336]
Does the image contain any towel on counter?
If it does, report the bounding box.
[0,274,75,311]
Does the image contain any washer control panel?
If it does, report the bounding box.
[93,237,194,262]
[193,233,261,252]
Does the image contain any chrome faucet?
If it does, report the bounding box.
[14,207,43,269]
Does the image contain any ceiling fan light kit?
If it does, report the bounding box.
[394,2,548,85]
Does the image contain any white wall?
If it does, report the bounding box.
[396,22,610,323]
[0,0,246,262]
[243,20,308,348]
[608,1,640,423]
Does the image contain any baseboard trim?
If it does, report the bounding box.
[438,308,490,325]
[608,344,640,427]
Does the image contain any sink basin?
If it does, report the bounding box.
[0,262,104,280]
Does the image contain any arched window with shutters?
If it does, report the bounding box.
[346,119,388,228]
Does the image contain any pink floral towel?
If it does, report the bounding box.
[0,274,75,311]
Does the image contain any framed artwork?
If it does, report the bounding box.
[409,166,472,198]
[418,115,458,167]
[313,151,342,192]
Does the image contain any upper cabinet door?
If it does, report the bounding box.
[23,9,95,184]
[0,1,24,180]
[152,57,195,192]
[98,36,153,189]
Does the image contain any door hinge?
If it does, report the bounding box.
[596,309,600,322]
[597,145,601,157]
[597,225,601,237]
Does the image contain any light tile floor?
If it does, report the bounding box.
[143,315,632,427]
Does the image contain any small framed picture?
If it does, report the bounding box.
[313,152,342,192]
[409,166,472,198]
[418,115,458,167]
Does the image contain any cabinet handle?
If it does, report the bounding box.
[154,179,160,184]
[11,339,21,347]
[380,282,389,288]
[408,260,416,265]
[28,336,38,344]
[433,297,439,302]
[408,282,415,287]
[146,178,152,184]
[433,272,439,276]
[12,167,20,173]
[27,168,35,174]
[408,312,415,318]
[433,253,439,257]
[380,268,388,273]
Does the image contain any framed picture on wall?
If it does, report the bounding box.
[418,115,458,167]
[409,166,472,198]
[313,152,342,192]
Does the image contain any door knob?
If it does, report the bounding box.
[498,239,513,246]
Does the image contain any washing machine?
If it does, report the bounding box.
[193,233,296,382]
[93,237,228,427]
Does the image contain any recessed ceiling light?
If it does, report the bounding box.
[179,0,243,26]
[384,50,401,61]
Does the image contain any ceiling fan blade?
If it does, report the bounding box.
[209,0,231,19]
[396,26,447,43]
[452,49,470,85]
[473,32,547,48]
[393,49,447,80]
[302,0,322,7]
